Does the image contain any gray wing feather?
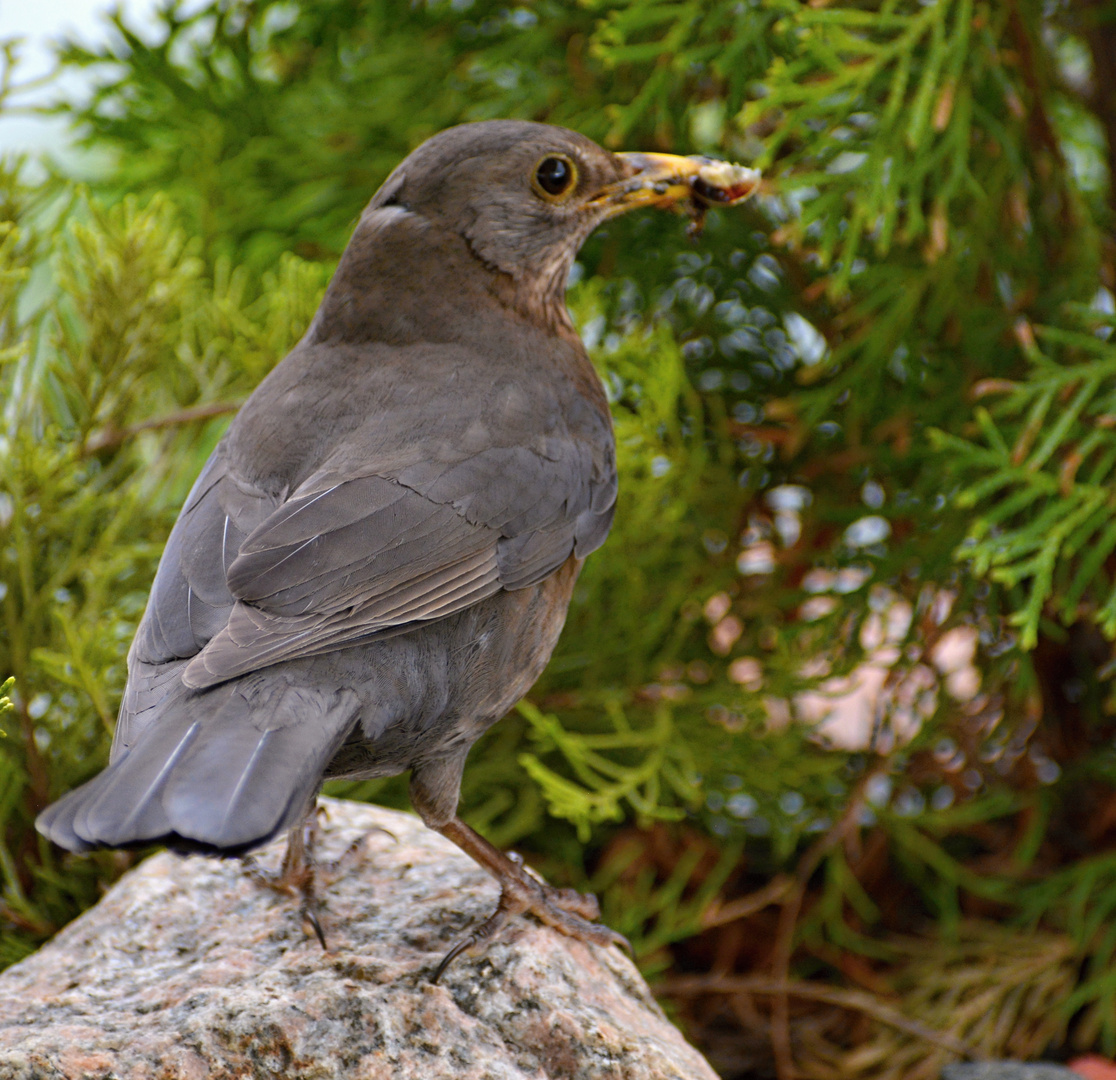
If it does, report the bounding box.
[130,409,614,692]
[180,437,614,688]
[133,450,277,664]
[186,546,501,686]
[227,476,486,615]
[496,525,578,590]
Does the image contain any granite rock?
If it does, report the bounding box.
[0,798,716,1080]
[942,1064,1083,1079]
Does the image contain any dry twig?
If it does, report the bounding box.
[661,974,980,1061]
[83,401,242,455]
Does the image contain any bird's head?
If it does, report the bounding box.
[312,120,757,344]
[362,120,758,317]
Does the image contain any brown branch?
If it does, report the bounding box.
[1080,1,1116,228]
[82,400,242,456]
[1005,0,1081,268]
[659,975,980,1061]
[0,900,54,937]
[1006,0,1066,167]
[701,874,795,930]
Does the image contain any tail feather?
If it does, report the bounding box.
[77,720,200,846]
[163,682,360,848]
[35,785,109,854]
[36,679,360,855]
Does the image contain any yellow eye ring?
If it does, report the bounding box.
[532,154,578,201]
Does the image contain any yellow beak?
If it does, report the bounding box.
[591,152,761,219]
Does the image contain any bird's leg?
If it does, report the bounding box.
[244,801,393,949]
[430,815,630,983]
[410,756,628,980]
[244,800,328,949]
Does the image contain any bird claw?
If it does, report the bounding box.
[431,868,629,983]
[243,801,390,951]
[427,815,629,981]
[244,831,329,949]
[303,901,328,950]
[244,859,328,949]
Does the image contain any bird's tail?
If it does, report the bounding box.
[36,676,360,855]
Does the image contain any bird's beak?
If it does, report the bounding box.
[590,152,761,219]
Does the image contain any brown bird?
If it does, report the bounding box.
[36,120,758,976]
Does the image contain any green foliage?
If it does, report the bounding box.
[843,922,1080,1078]
[0,172,330,965]
[1017,852,1116,1052]
[596,833,744,975]
[516,698,695,840]
[746,0,1040,282]
[935,315,1116,647]
[5,0,1116,1071]
[52,0,783,268]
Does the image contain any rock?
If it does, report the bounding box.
[942,1064,1084,1079]
[0,798,716,1080]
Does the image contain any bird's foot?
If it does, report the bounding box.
[244,804,329,948]
[244,802,394,949]
[432,817,629,982]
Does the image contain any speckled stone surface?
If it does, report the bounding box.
[943,1065,1084,1079]
[0,798,716,1080]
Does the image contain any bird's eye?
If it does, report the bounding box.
[533,155,577,200]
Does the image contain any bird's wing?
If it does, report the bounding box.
[130,448,278,667]
[173,435,615,690]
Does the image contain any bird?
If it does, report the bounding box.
[36,120,759,976]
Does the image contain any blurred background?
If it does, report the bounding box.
[1,2,1115,1077]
